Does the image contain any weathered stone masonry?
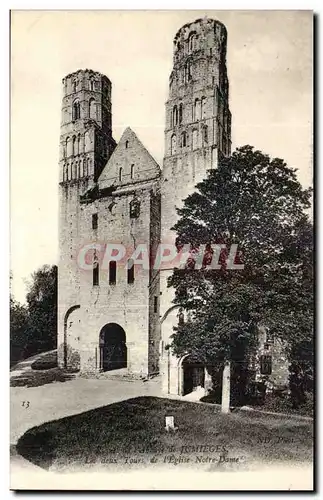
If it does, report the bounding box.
[57,18,289,391]
[58,71,161,377]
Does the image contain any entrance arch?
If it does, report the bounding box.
[99,323,127,372]
[179,355,205,396]
[63,305,80,369]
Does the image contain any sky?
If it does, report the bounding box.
[11,10,313,303]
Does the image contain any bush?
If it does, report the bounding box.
[31,351,57,370]
[252,392,313,417]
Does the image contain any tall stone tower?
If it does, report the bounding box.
[160,18,232,393]
[59,69,116,185]
[57,69,116,368]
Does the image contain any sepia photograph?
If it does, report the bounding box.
[10,9,314,491]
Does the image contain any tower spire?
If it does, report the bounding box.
[59,69,116,186]
[161,18,231,246]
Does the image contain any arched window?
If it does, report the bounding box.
[201,96,207,118]
[89,78,95,91]
[72,100,80,121]
[73,80,77,93]
[77,134,81,155]
[64,163,68,182]
[84,131,91,152]
[119,167,123,182]
[79,134,84,154]
[73,162,77,179]
[188,32,197,53]
[66,137,72,157]
[127,260,135,284]
[79,159,83,178]
[83,159,87,177]
[72,136,77,156]
[125,140,129,149]
[172,105,178,127]
[67,163,72,180]
[192,129,198,150]
[194,98,201,121]
[78,161,82,178]
[62,142,66,159]
[203,124,208,144]
[180,131,187,148]
[171,134,177,155]
[130,164,135,179]
[89,98,96,120]
[179,103,183,124]
[184,61,191,83]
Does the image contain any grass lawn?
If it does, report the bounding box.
[16,396,313,472]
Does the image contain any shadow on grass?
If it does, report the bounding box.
[16,396,313,472]
[10,368,76,388]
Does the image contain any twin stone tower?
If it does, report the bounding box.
[58,18,231,396]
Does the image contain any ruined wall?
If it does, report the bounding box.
[58,181,85,370]
[160,19,232,394]
[159,19,289,397]
[160,18,231,326]
[58,69,116,370]
[254,327,290,389]
[148,188,161,376]
[58,106,161,376]
[77,182,159,377]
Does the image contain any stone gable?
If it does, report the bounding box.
[98,127,160,190]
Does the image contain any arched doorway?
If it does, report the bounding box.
[63,305,81,370]
[180,355,205,396]
[99,323,127,372]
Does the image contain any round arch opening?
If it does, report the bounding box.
[180,355,205,396]
[99,323,127,372]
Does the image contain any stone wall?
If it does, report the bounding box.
[148,188,161,375]
[160,19,232,393]
[58,93,161,376]
[254,327,289,389]
[58,69,116,369]
[77,180,159,377]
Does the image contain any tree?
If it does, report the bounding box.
[10,290,29,366]
[25,265,58,356]
[169,146,313,405]
[289,340,313,409]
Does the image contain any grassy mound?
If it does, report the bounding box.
[16,396,313,472]
[31,351,57,370]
